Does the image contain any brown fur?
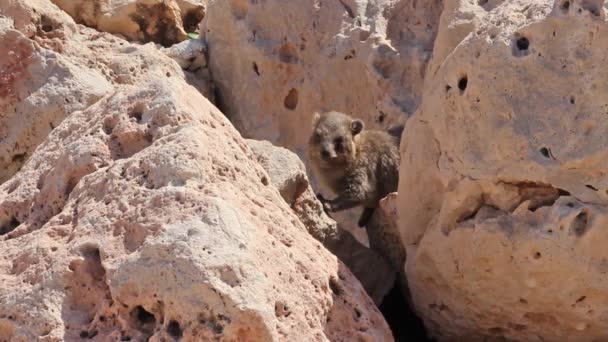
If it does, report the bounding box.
[307,111,400,227]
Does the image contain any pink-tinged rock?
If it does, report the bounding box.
[399,0,608,341]
[0,63,391,342]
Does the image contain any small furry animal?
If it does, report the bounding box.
[307,111,400,227]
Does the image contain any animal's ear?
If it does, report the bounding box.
[351,119,364,135]
[312,112,321,127]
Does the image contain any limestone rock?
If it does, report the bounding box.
[0,1,392,340]
[246,139,309,210]
[399,0,608,340]
[0,0,212,185]
[246,139,396,305]
[0,78,392,342]
[50,0,206,47]
[202,0,442,152]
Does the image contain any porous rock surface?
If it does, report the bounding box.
[0,71,391,342]
[50,0,206,46]
[0,0,213,185]
[399,0,608,341]
[0,1,392,341]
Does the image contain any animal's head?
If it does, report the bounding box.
[308,111,364,167]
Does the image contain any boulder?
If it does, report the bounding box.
[399,0,608,340]
[0,77,392,342]
[0,1,392,341]
[0,0,212,185]
[49,0,206,46]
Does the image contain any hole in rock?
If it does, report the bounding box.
[11,153,26,163]
[0,216,20,235]
[131,305,156,335]
[284,88,299,110]
[513,35,531,57]
[571,210,589,236]
[167,320,183,338]
[252,62,260,76]
[129,103,145,123]
[517,37,530,51]
[328,277,342,296]
[586,184,598,191]
[458,76,468,92]
[561,1,570,13]
[279,43,299,64]
[380,283,434,342]
[261,176,269,186]
[539,147,554,159]
[39,15,55,33]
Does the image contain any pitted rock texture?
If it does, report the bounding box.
[399,0,608,341]
[246,139,396,304]
[0,1,392,341]
[50,0,206,46]
[0,0,212,185]
[203,0,443,152]
[0,78,392,342]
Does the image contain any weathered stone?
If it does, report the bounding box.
[399,0,608,341]
[0,1,392,340]
[50,0,206,47]
[0,0,212,185]
[0,77,392,342]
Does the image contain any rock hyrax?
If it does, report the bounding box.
[307,111,400,227]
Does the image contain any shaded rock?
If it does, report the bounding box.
[50,0,206,47]
[367,193,406,273]
[246,139,396,305]
[0,1,392,340]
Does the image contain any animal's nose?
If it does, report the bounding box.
[321,149,330,159]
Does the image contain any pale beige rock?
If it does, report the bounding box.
[202,0,443,238]
[0,78,392,342]
[49,0,206,46]
[0,0,212,185]
[399,0,608,341]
